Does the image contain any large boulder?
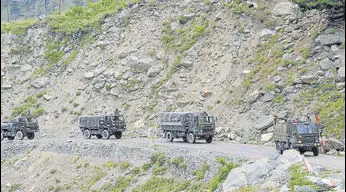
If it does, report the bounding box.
[254,116,274,131]
[147,65,162,77]
[31,77,49,89]
[84,72,94,79]
[324,138,345,152]
[300,75,316,84]
[273,1,298,16]
[181,55,195,68]
[222,150,302,191]
[247,89,261,104]
[260,28,276,38]
[337,67,345,82]
[319,58,333,71]
[127,56,153,73]
[263,92,274,102]
[261,132,273,142]
[317,33,345,46]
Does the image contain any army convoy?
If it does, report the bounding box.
[1,116,40,141]
[273,115,321,156]
[1,108,327,158]
[160,112,216,144]
[79,109,126,139]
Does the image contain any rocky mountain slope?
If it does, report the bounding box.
[1,0,345,145]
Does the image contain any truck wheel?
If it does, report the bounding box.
[165,131,173,142]
[16,131,25,140]
[312,148,319,156]
[115,132,122,139]
[102,130,110,139]
[187,133,195,144]
[183,137,188,142]
[1,131,4,141]
[83,130,91,139]
[27,133,35,140]
[275,143,283,155]
[206,136,213,143]
[299,149,305,155]
[8,136,15,140]
[96,135,103,139]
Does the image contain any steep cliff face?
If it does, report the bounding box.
[1,0,345,142]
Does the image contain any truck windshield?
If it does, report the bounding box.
[26,118,37,123]
[297,124,318,134]
[112,116,124,121]
[204,116,213,123]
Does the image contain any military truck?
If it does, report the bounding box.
[273,115,321,156]
[160,112,216,144]
[1,116,40,141]
[79,109,126,139]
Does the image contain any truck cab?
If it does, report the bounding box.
[1,116,39,141]
[273,116,321,156]
[293,122,320,155]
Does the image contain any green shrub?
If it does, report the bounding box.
[263,83,275,92]
[161,17,208,52]
[120,161,132,170]
[103,161,118,170]
[32,107,45,117]
[49,169,57,174]
[8,183,21,192]
[47,0,141,35]
[76,91,81,96]
[1,19,38,35]
[209,158,239,191]
[169,156,186,169]
[63,50,79,66]
[193,162,209,181]
[289,164,313,191]
[37,91,47,98]
[130,166,141,176]
[178,16,187,24]
[152,165,167,175]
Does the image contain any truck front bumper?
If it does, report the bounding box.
[293,143,320,148]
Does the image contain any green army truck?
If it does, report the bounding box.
[273,115,321,156]
[161,112,216,144]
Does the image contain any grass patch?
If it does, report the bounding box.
[100,176,134,192]
[208,157,239,191]
[8,183,22,192]
[46,0,141,35]
[103,161,118,170]
[169,156,186,169]
[193,162,209,181]
[63,49,79,66]
[37,91,47,98]
[11,96,44,118]
[161,17,209,52]
[87,166,106,188]
[289,164,314,191]
[263,83,275,92]
[49,169,57,174]
[120,161,132,170]
[225,0,252,15]
[1,19,38,35]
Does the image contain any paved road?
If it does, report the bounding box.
[121,137,345,170]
